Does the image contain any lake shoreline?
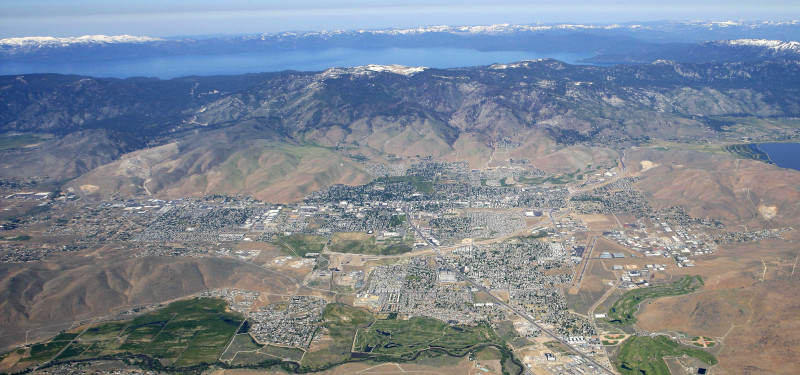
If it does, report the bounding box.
[757,142,800,171]
[0,48,591,79]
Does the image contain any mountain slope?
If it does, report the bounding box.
[584,39,800,64]
[68,135,372,203]
[3,60,800,200]
[4,21,800,64]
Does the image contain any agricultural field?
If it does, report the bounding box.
[23,341,71,363]
[4,298,243,370]
[607,275,704,325]
[615,335,717,375]
[221,333,304,366]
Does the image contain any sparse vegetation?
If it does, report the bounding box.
[278,233,328,256]
[515,231,549,241]
[328,232,412,255]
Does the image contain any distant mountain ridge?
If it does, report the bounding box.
[0,35,161,48]
[3,20,800,67]
[583,38,800,63]
[4,20,800,45]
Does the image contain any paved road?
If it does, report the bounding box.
[404,207,615,375]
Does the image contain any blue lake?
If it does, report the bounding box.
[0,48,591,79]
[757,142,800,171]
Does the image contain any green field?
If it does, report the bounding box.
[0,134,41,151]
[16,298,244,369]
[353,317,502,358]
[616,335,717,375]
[0,235,32,241]
[221,334,304,366]
[278,233,328,256]
[607,275,703,325]
[388,214,406,228]
[23,342,71,363]
[9,300,522,374]
[299,303,374,371]
[518,169,583,185]
[328,232,413,256]
[376,175,433,194]
[352,317,522,375]
[723,144,772,163]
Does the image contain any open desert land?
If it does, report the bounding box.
[573,230,800,374]
[626,147,800,228]
[0,243,312,350]
[633,239,800,375]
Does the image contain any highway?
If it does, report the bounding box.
[403,207,615,375]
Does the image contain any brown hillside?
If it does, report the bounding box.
[0,253,284,349]
[627,147,800,226]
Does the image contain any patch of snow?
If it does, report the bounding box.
[490,59,548,69]
[724,39,800,52]
[362,64,427,75]
[360,23,643,36]
[322,64,427,78]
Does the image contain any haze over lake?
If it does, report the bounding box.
[0,47,590,79]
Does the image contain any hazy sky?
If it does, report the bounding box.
[2,0,799,38]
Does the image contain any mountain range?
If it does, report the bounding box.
[3,21,800,67]
[2,58,799,202]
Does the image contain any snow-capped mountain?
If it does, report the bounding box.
[583,38,800,64]
[2,20,800,76]
[0,35,162,48]
[4,20,800,52]
[724,39,800,52]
